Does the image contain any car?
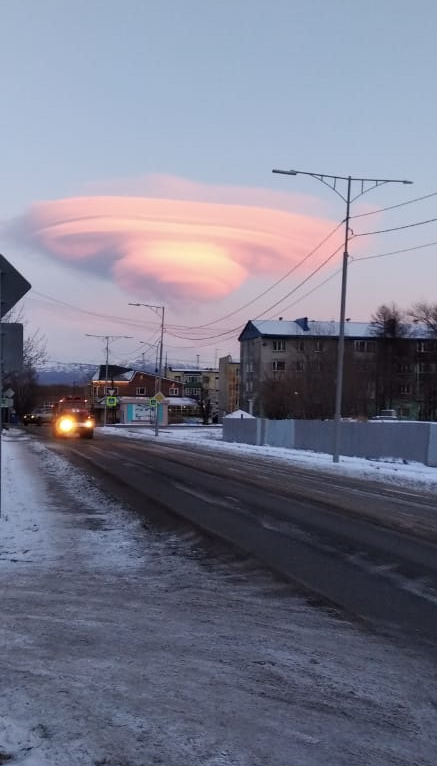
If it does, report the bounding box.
[370,409,399,421]
[23,408,53,426]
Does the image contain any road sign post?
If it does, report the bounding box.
[0,255,31,518]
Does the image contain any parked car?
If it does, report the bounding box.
[370,409,399,421]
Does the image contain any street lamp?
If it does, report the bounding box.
[129,303,165,436]
[272,167,412,462]
[85,333,133,426]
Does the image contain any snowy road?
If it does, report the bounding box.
[1,429,437,766]
[38,427,437,644]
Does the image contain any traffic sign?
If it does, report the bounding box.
[0,254,31,317]
[2,323,23,372]
[155,392,166,403]
[106,396,117,407]
[106,388,116,395]
[149,398,157,407]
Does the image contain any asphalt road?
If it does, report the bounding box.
[30,427,437,649]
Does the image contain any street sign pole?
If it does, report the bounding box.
[0,254,32,519]
[0,267,3,517]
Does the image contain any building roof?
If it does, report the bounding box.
[238,318,431,341]
[224,409,255,419]
[168,368,218,374]
[92,369,182,384]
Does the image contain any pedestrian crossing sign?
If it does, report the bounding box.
[106,396,117,407]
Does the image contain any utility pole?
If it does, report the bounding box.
[272,167,412,463]
[129,303,165,436]
[85,333,132,426]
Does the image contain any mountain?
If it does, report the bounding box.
[37,364,96,385]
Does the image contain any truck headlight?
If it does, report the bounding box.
[58,417,74,432]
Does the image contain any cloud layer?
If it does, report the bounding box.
[11,176,337,302]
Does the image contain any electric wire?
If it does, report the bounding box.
[352,239,437,262]
[177,221,344,329]
[350,189,437,219]
[355,216,437,237]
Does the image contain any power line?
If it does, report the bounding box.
[177,221,344,329]
[252,244,343,320]
[166,242,344,342]
[350,189,437,219]
[352,239,437,262]
[280,267,342,314]
[355,216,437,237]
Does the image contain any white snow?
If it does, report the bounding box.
[101,424,437,493]
[1,427,437,765]
[223,409,255,418]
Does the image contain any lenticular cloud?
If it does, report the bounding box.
[11,178,337,302]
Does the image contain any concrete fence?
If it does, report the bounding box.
[223,417,437,467]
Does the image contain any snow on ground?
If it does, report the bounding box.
[1,428,437,766]
[101,424,437,494]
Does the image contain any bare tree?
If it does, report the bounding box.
[408,301,437,337]
[370,303,408,412]
[370,303,408,339]
[3,306,47,416]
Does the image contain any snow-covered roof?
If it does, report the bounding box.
[239,319,431,341]
[168,368,218,374]
[224,409,255,419]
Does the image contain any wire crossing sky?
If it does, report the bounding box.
[2,0,437,365]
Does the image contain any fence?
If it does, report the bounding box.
[222,417,437,467]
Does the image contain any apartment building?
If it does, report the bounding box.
[218,355,240,417]
[166,367,220,420]
[239,317,436,420]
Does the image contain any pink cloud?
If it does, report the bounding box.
[10,176,340,303]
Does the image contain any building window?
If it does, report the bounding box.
[354,340,376,353]
[295,361,304,372]
[297,340,305,352]
[399,383,411,395]
[186,375,200,383]
[272,361,286,372]
[169,387,179,396]
[174,375,181,382]
[398,363,411,373]
[136,387,146,396]
[273,340,286,352]
[417,341,427,353]
[417,362,435,374]
[314,340,323,353]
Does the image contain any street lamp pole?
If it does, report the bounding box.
[272,167,412,462]
[85,333,133,426]
[129,303,165,436]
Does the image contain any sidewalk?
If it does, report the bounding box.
[1,429,437,766]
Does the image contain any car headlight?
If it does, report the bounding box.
[84,419,94,428]
[58,417,74,432]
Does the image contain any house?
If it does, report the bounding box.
[88,367,184,424]
[166,367,219,421]
[238,317,437,420]
[218,355,240,418]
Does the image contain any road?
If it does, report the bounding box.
[32,427,437,649]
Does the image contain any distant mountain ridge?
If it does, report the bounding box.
[36,358,160,385]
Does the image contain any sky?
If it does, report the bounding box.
[1,0,437,370]
[2,427,437,763]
